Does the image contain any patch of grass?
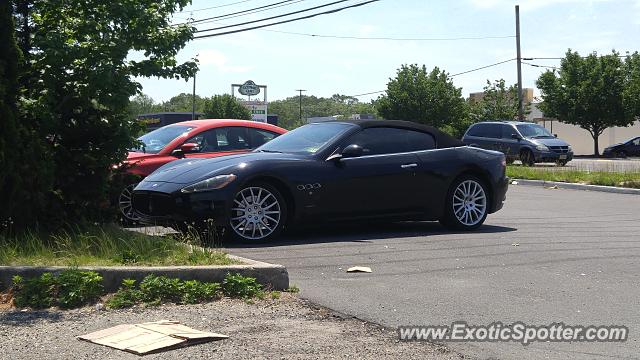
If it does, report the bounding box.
[106,273,260,309]
[286,285,300,293]
[12,269,104,309]
[507,166,640,188]
[0,223,237,266]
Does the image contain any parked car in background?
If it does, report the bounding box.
[131,120,509,242]
[117,119,287,223]
[462,121,573,166]
[603,137,640,158]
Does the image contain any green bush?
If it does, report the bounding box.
[12,270,103,309]
[56,269,104,309]
[181,280,222,304]
[139,275,183,305]
[222,273,263,299]
[106,279,142,309]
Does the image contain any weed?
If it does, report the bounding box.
[286,285,300,293]
[105,279,141,309]
[222,273,263,299]
[12,270,103,309]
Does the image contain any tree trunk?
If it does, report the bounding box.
[593,133,600,157]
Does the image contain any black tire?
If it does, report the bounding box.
[556,160,568,167]
[520,149,535,166]
[618,150,627,158]
[439,175,490,231]
[226,181,287,243]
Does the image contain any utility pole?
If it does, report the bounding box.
[515,5,524,121]
[296,89,306,122]
[192,71,197,120]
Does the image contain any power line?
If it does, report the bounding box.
[450,58,515,77]
[177,0,259,13]
[522,61,557,70]
[176,0,303,26]
[195,0,356,33]
[194,0,380,39]
[348,58,518,98]
[259,28,515,41]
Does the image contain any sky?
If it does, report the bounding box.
[136,0,640,104]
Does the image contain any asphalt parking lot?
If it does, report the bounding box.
[229,185,640,360]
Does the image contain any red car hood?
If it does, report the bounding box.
[127,151,158,160]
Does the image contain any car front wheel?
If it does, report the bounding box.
[228,182,287,242]
[440,176,489,231]
[118,183,140,225]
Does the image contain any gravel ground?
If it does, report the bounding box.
[0,294,462,360]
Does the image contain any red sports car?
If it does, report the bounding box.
[118,119,287,223]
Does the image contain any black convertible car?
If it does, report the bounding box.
[132,120,509,242]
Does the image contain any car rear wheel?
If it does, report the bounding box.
[228,182,286,242]
[440,176,489,231]
[118,183,140,225]
[520,149,535,166]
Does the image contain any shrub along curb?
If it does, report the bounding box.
[0,255,289,292]
[513,179,640,195]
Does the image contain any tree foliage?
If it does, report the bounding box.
[203,94,251,120]
[536,50,640,155]
[376,64,469,136]
[470,79,530,121]
[268,94,377,130]
[6,0,197,229]
[128,93,207,117]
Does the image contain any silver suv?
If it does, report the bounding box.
[462,121,573,166]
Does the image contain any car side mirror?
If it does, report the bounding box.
[172,143,199,158]
[511,134,521,140]
[341,144,364,158]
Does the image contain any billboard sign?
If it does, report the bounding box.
[238,80,260,96]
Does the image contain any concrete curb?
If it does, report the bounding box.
[513,179,640,195]
[0,254,289,292]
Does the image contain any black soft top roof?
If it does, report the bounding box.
[333,119,465,149]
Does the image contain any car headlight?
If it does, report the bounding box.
[535,144,549,151]
[180,174,237,193]
[567,145,572,152]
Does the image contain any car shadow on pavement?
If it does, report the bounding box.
[0,310,64,326]
[225,221,517,249]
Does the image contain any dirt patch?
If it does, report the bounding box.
[0,294,462,360]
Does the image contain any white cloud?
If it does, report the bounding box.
[197,49,253,73]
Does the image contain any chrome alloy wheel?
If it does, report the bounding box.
[452,180,487,226]
[119,183,140,222]
[230,186,281,240]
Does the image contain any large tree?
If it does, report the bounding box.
[375,64,468,135]
[12,0,197,227]
[537,50,640,155]
[203,94,251,120]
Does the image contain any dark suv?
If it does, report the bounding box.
[462,121,573,166]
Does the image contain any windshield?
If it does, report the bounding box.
[132,125,194,154]
[516,124,554,139]
[256,122,354,155]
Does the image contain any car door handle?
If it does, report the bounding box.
[401,163,418,169]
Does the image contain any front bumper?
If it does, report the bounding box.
[534,150,573,163]
[131,183,234,227]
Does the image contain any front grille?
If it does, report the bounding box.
[132,192,175,216]
[549,146,569,153]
